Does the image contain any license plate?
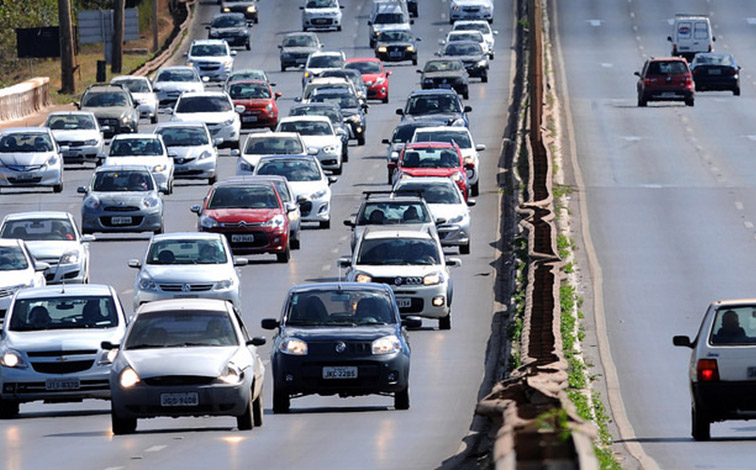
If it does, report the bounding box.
[15,173,35,181]
[322,366,358,379]
[660,92,679,98]
[231,234,256,242]
[242,116,258,122]
[388,52,402,58]
[396,297,412,308]
[160,392,199,407]
[111,216,132,225]
[46,377,80,391]
[708,69,722,75]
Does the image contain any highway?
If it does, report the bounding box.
[554,0,756,468]
[0,1,514,469]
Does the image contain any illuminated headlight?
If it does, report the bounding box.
[84,139,98,146]
[1,351,26,368]
[406,45,415,52]
[423,272,443,286]
[186,60,195,67]
[450,172,463,182]
[432,296,445,307]
[322,145,337,154]
[287,210,300,221]
[121,116,132,124]
[377,46,388,53]
[304,71,312,79]
[451,118,466,127]
[223,118,235,126]
[263,214,286,230]
[198,150,213,160]
[280,337,308,355]
[477,60,487,67]
[153,164,166,173]
[222,7,230,12]
[372,335,401,355]
[218,363,243,385]
[199,214,219,228]
[355,273,372,283]
[246,5,256,13]
[83,196,100,210]
[59,249,80,265]
[143,195,160,208]
[215,278,234,290]
[119,367,140,388]
[138,277,157,291]
[98,349,118,365]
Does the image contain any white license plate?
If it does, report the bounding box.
[396,297,412,308]
[439,83,452,88]
[322,366,358,379]
[231,234,256,242]
[708,69,722,75]
[15,173,35,181]
[46,377,80,391]
[111,216,132,225]
[160,392,199,407]
[660,92,679,98]
[388,52,402,58]
[242,116,258,122]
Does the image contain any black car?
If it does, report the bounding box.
[395,89,471,127]
[220,0,258,22]
[438,40,489,82]
[381,121,439,182]
[320,68,368,105]
[290,102,350,162]
[262,283,419,413]
[690,52,741,95]
[375,29,420,65]
[206,13,251,50]
[279,32,323,72]
[311,92,368,146]
[407,0,417,17]
[418,59,470,99]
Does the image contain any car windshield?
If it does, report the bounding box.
[208,185,279,209]
[245,136,304,154]
[257,160,320,182]
[156,126,209,147]
[156,69,198,82]
[0,133,53,152]
[646,61,688,75]
[709,307,756,345]
[146,238,228,265]
[125,311,237,349]
[414,130,471,148]
[311,93,358,108]
[229,83,271,100]
[391,124,429,143]
[345,61,382,74]
[424,60,463,72]
[190,44,227,57]
[283,35,317,47]
[1,219,75,241]
[374,12,405,24]
[285,289,396,326]
[93,170,155,192]
[396,183,461,204]
[176,96,232,113]
[228,70,266,82]
[694,54,734,66]
[381,30,412,42]
[81,91,129,107]
[9,296,118,331]
[444,42,483,55]
[278,120,332,136]
[212,15,245,28]
[357,238,439,265]
[449,32,482,42]
[308,55,342,68]
[0,245,29,271]
[358,201,431,225]
[401,147,459,168]
[306,0,337,8]
[109,138,163,156]
[291,106,341,124]
[113,79,150,93]
[454,23,490,35]
[406,95,461,115]
[46,114,97,130]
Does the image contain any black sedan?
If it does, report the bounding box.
[418,59,470,99]
[690,52,741,96]
[206,13,251,50]
[437,40,489,83]
[375,30,420,65]
[311,92,368,146]
[279,32,323,72]
[261,282,420,413]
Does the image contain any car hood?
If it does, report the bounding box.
[83,107,132,119]
[123,347,237,378]
[301,135,337,147]
[154,82,203,93]
[281,325,397,341]
[374,24,410,34]
[287,180,328,199]
[377,40,413,48]
[130,92,156,104]
[4,328,123,351]
[210,27,247,35]
[188,56,229,64]
[0,269,33,287]
[423,71,466,79]
[90,191,154,205]
[140,264,234,283]
[428,203,466,221]
[103,156,169,167]
[401,167,459,178]
[353,264,443,277]
[446,53,486,62]
[282,46,318,54]
[172,111,236,124]
[233,98,274,109]
[404,113,462,125]
[0,152,55,166]
[51,129,100,141]
[205,208,281,223]
[25,240,80,260]
[167,145,212,160]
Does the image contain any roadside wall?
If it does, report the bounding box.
[0,77,51,123]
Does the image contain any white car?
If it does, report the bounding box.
[410,126,485,196]
[185,39,236,83]
[300,0,344,32]
[128,232,247,312]
[0,238,47,317]
[276,116,343,174]
[154,122,219,185]
[111,75,159,124]
[452,20,498,55]
[443,30,491,59]
[302,50,347,87]
[151,66,205,108]
[254,155,336,229]
[236,132,310,174]
[0,212,93,284]
[449,0,493,24]
[339,228,460,329]
[43,111,104,166]
[0,128,63,193]
[368,1,412,48]
[171,91,244,151]
[102,134,175,194]
[300,77,361,105]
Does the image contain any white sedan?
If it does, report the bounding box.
[154,122,219,185]
[275,115,343,174]
[102,134,175,194]
[171,91,245,151]
[0,128,64,193]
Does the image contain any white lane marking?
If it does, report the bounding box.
[104,467,124,470]
[711,166,720,173]
[339,235,347,242]
[145,445,167,453]
[331,248,339,254]
[745,135,756,141]
[747,18,756,25]
[600,63,613,68]
[321,264,330,271]
[620,136,641,142]
[632,25,638,32]
[372,163,380,169]
[629,12,635,19]
[745,221,754,229]
[736,201,744,210]
[641,184,663,189]
[588,19,602,27]
[667,18,675,25]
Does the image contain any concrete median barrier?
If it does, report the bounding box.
[0,77,51,123]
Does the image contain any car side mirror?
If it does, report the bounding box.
[673,335,693,348]
[190,204,202,214]
[247,337,266,347]
[233,257,249,267]
[402,316,422,329]
[328,176,338,185]
[261,318,280,329]
[343,219,354,227]
[445,257,462,267]
[493,30,499,35]
[634,71,641,77]
[467,198,477,207]
[476,144,486,151]
[463,105,472,113]
[667,36,672,42]
[34,261,50,272]
[299,5,304,9]
[367,20,372,25]
[337,256,351,268]
[234,105,246,113]
[275,91,282,99]
[231,149,240,157]
[127,259,141,269]
[435,217,446,225]
[386,71,392,76]
[712,36,716,42]
[381,138,391,144]
[81,234,95,242]
[286,202,298,213]
[417,37,422,42]
[73,101,81,109]
[410,20,414,25]
[77,186,88,194]
[395,109,404,115]
[416,69,423,74]
[101,341,119,350]
[231,51,237,56]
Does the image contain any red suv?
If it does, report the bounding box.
[227,80,282,130]
[635,57,694,107]
[191,180,292,262]
[390,142,470,199]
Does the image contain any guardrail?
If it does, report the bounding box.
[132,0,195,77]
[0,77,51,123]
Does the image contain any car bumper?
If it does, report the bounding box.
[210,35,249,47]
[366,83,388,99]
[281,54,310,68]
[298,196,330,223]
[43,260,87,284]
[202,227,289,255]
[378,282,450,319]
[0,166,61,187]
[60,144,103,164]
[463,63,488,77]
[450,10,493,22]
[174,157,217,179]
[82,207,163,234]
[302,16,342,30]
[133,288,240,312]
[207,122,240,147]
[315,149,342,171]
[376,50,415,63]
[1,366,111,403]
[642,89,694,101]
[693,381,756,420]
[694,76,739,91]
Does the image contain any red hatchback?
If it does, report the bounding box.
[191,180,292,262]
[227,80,282,129]
[345,58,391,103]
[390,142,470,199]
[635,57,694,107]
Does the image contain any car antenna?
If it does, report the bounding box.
[59,281,66,294]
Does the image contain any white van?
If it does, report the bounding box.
[668,14,715,61]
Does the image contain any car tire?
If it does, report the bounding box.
[154,225,164,235]
[490,52,495,60]
[439,313,451,330]
[111,409,137,435]
[382,95,389,104]
[463,89,470,100]
[394,385,410,410]
[246,42,251,51]
[166,179,174,195]
[387,168,393,184]
[151,114,158,124]
[333,165,343,175]
[637,95,647,107]
[471,181,479,197]
[412,57,418,66]
[237,392,254,431]
[53,182,63,193]
[460,242,470,255]
[481,74,488,83]
[281,63,286,72]
[273,384,290,414]
[686,97,695,107]
[252,390,264,427]
[734,87,741,96]
[291,235,301,250]
[692,406,710,441]
[319,219,330,230]
[0,398,19,419]
[209,174,217,185]
[343,148,349,163]
[357,134,366,146]
[276,245,291,263]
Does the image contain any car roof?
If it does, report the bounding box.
[258,155,318,163]
[3,211,72,221]
[191,39,229,46]
[94,164,155,172]
[709,299,756,308]
[346,57,381,63]
[46,111,97,117]
[2,127,52,134]
[279,115,332,123]
[227,79,270,86]
[152,232,225,241]
[212,12,246,19]
[395,176,458,186]
[246,131,301,139]
[213,178,275,189]
[408,89,459,96]
[289,282,392,294]
[413,126,469,134]
[15,284,115,300]
[446,40,483,47]
[405,141,456,149]
[648,56,687,62]
[111,133,162,141]
[136,298,232,315]
[284,31,319,38]
[154,121,208,129]
[224,174,288,184]
[112,75,149,82]
[292,102,341,110]
[178,91,229,99]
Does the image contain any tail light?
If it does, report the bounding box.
[697,359,719,382]
[644,78,654,85]
[730,68,739,76]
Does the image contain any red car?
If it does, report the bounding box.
[345,58,391,104]
[390,142,470,199]
[227,80,282,129]
[635,57,694,107]
[191,180,292,262]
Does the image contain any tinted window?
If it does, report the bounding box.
[229,83,271,100]
[156,126,209,146]
[47,114,96,130]
[9,296,118,331]
[278,120,332,136]
[146,238,228,265]
[0,133,53,152]
[257,159,320,181]
[156,69,198,82]
[406,95,461,114]
[212,15,245,28]
[176,96,232,113]
[396,182,461,204]
[190,44,228,56]
[283,35,317,47]
[401,147,459,168]
[81,91,129,107]
[0,245,29,271]
[113,78,150,93]
[345,61,382,74]
[286,289,396,326]
[357,238,439,265]
[110,138,163,156]
[414,130,471,148]
[358,201,431,224]
[93,170,154,192]
[1,219,75,241]
[125,311,237,349]
[309,55,342,68]
[710,307,756,345]
[245,136,304,154]
[208,185,279,209]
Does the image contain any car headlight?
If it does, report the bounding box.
[347,114,361,123]
[452,5,460,11]
[121,116,132,124]
[322,145,337,154]
[153,164,166,173]
[215,278,234,290]
[377,46,387,53]
[280,337,308,355]
[451,118,466,127]
[138,276,157,291]
[222,7,230,12]
[83,196,100,210]
[246,5,256,13]
[365,80,374,86]
[400,172,412,179]
[423,272,443,286]
[143,195,160,208]
[223,118,235,126]
[1,350,27,369]
[45,154,58,167]
[98,349,118,365]
[450,172,463,182]
[355,273,372,283]
[310,189,327,199]
[390,151,400,160]
[406,45,415,52]
[84,139,98,146]
[119,367,140,388]
[199,214,219,228]
[372,335,400,355]
[209,31,219,38]
[218,362,244,385]
[265,103,273,112]
[287,210,300,221]
[464,156,475,166]
[477,60,487,67]
[375,77,385,86]
[447,213,465,224]
[263,214,286,230]
[223,60,233,69]
[186,60,195,67]
[198,150,213,160]
[59,249,80,265]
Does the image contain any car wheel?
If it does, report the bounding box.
[685,97,695,107]
[387,168,393,184]
[337,26,342,32]
[490,52,495,60]
[692,406,710,441]
[111,409,137,435]
[291,235,301,250]
[637,95,647,107]
[53,182,63,193]
[460,242,470,255]
[463,89,470,100]
[481,74,488,83]
[319,219,330,230]
[0,398,19,419]
[281,63,286,72]
[252,390,264,427]
[382,95,389,104]
[332,165,343,175]
[208,174,217,185]
[439,313,451,330]
[151,114,158,124]
[343,148,349,163]
[167,180,174,195]
[246,41,251,51]
[395,385,410,410]
[412,57,418,66]
[357,134,366,146]
[273,384,290,414]
[471,181,479,197]
[276,245,290,263]
[154,224,164,235]
[734,87,741,96]
[236,392,254,431]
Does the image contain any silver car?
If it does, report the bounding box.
[43,111,104,165]
[78,165,165,235]
[0,211,93,284]
[111,75,159,124]
[0,239,47,320]
[129,232,247,312]
[102,134,175,194]
[0,284,127,418]
[185,39,236,83]
[106,298,266,434]
[151,66,205,108]
[275,116,343,174]
[0,128,64,193]
[154,122,219,185]
[301,0,344,32]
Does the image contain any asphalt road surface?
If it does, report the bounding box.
[0,1,513,469]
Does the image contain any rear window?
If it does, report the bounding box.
[646,61,688,75]
[709,307,756,345]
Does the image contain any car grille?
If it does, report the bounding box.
[57,140,87,147]
[299,200,313,216]
[97,118,119,128]
[290,52,310,60]
[143,376,215,386]
[371,276,423,286]
[198,62,221,72]
[28,349,98,357]
[31,360,94,374]
[158,283,214,292]
[220,221,265,228]
[104,205,140,212]
[462,6,481,12]
[308,341,374,356]
[311,18,334,25]
[100,216,144,227]
[8,176,43,184]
